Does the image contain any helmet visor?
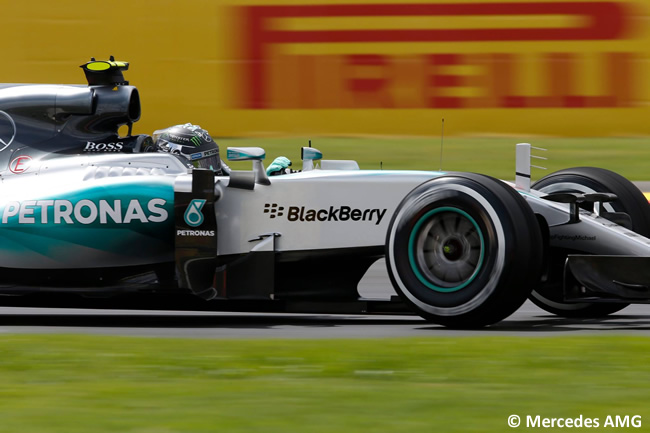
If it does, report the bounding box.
[155,139,185,155]
[188,148,221,170]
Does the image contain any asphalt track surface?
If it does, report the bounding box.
[1,260,649,338]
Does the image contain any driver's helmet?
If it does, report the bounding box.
[152,123,223,172]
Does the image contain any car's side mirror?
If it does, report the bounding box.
[301,147,322,172]
[226,147,270,186]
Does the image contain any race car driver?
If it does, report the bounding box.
[152,123,230,175]
[153,123,292,176]
[265,156,293,176]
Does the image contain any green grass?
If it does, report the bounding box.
[1,335,649,432]
[219,136,650,180]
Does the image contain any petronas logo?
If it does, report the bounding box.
[184,199,206,227]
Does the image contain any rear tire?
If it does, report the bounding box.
[531,167,650,317]
[386,173,543,328]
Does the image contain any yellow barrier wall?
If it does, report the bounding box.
[2,0,649,137]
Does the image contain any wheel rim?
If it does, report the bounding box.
[408,207,485,292]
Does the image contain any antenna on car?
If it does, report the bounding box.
[439,118,445,171]
[309,139,312,147]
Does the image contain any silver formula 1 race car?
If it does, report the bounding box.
[1,59,649,328]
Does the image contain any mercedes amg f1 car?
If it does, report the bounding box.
[1,59,649,328]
